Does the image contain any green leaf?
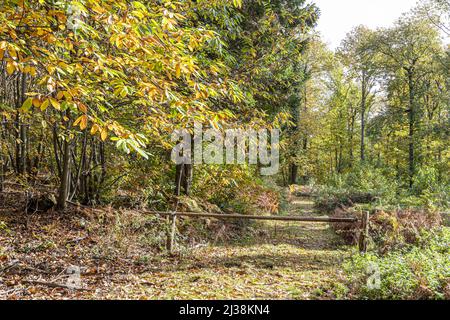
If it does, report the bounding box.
[21,98,33,113]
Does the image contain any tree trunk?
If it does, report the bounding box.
[175,164,193,196]
[14,73,27,175]
[289,164,298,185]
[175,164,183,196]
[349,110,356,167]
[0,150,3,192]
[183,164,193,196]
[18,73,27,175]
[360,75,367,162]
[174,132,193,196]
[57,138,71,210]
[301,137,308,183]
[19,124,27,174]
[71,130,87,201]
[52,125,62,178]
[407,69,415,189]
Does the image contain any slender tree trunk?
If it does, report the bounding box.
[175,164,193,196]
[282,166,288,187]
[52,125,62,178]
[175,132,193,196]
[14,75,21,173]
[82,139,92,204]
[94,141,107,202]
[338,141,343,173]
[19,123,27,174]
[18,73,27,175]
[71,130,87,201]
[289,164,298,185]
[407,69,415,189]
[183,164,193,196]
[0,117,4,192]
[0,149,3,192]
[57,111,72,210]
[57,138,71,210]
[31,127,45,178]
[301,137,308,183]
[175,164,184,196]
[360,76,367,162]
[349,110,356,167]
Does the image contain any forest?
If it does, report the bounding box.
[0,0,448,300]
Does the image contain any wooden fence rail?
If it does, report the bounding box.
[145,211,359,223]
[144,210,369,254]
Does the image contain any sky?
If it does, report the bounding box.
[312,0,420,50]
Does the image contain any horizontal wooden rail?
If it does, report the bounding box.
[146,211,359,223]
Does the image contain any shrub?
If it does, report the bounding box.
[314,164,397,212]
[330,207,442,249]
[371,209,442,253]
[396,166,448,210]
[341,227,450,300]
[330,207,362,244]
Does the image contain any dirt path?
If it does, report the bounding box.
[102,194,351,299]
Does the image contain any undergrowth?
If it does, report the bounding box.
[314,164,449,213]
[340,227,450,300]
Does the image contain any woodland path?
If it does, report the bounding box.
[103,193,351,299]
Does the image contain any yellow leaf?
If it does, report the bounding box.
[63,91,72,101]
[80,115,88,130]
[8,49,17,60]
[29,67,37,77]
[90,124,99,135]
[175,63,181,78]
[40,99,50,111]
[6,62,15,75]
[101,128,108,141]
[21,98,33,112]
[49,98,60,110]
[73,115,83,126]
[47,65,56,75]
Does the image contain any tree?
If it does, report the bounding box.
[284,37,332,184]
[0,0,244,206]
[338,26,379,162]
[417,0,450,35]
[373,15,444,188]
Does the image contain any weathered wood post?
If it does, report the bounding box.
[167,212,177,254]
[358,211,370,253]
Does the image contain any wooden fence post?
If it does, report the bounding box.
[167,213,177,254]
[358,211,370,253]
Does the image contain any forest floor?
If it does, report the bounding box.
[0,191,352,299]
[131,196,351,300]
